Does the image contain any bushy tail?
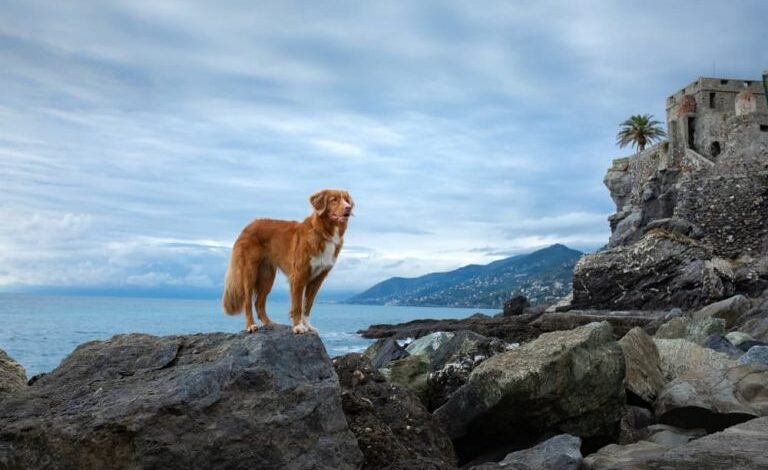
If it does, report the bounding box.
[222,262,243,315]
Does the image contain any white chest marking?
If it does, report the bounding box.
[310,229,341,280]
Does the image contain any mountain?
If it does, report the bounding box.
[348,244,583,309]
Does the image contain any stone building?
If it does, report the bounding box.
[665,77,767,163]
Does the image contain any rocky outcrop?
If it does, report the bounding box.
[434,322,625,463]
[572,230,735,310]
[468,434,582,470]
[333,353,457,469]
[0,349,26,395]
[0,328,363,470]
[618,327,664,404]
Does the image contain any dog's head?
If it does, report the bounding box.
[310,189,354,224]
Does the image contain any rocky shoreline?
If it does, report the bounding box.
[1,288,767,469]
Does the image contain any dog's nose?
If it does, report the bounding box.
[343,207,352,216]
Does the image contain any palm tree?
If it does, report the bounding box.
[616,114,667,152]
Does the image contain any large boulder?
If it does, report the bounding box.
[738,345,768,366]
[468,434,582,470]
[0,349,26,395]
[732,292,768,342]
[572,230,734,310]
[654,338,736,381]
[0,328,363,470]
[333,353,457,469]
[692,294,751,328]
[618,327,664,404]
[434,322,625,463]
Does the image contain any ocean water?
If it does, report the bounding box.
[0,293,497,377]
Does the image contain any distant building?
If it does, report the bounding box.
[665,77,767,162]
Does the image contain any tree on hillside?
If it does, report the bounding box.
[616,114,667,152]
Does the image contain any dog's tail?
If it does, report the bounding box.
[222,262,243,316]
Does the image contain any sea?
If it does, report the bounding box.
[0,293,497,377]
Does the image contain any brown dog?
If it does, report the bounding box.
[222,189,353,334]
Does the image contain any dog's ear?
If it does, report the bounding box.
[309,190,327,215]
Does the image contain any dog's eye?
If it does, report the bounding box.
[330,197,337,201]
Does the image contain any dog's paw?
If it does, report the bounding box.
[246,324,259,333]
[305,323,319,334]
[292,324,309,335]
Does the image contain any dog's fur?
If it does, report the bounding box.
[222,189,354,334]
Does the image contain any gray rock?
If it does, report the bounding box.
[642,416,768,469]
[468,434,582,470]
[738,345,768,366]
[333,353,457,469]
[725,331,754,347]
[583,441,669,470]
[654,363,768,432]
[640,424,706,448]
[702,335,743,359]
[654,317,690,339]
[363,337,410,368]
[686,317,726,345]
[435,322,625,462]
[0,328,363,470]
[618,406,656,445]
[406,331,458,359]
[0,349,26,395]
[736,339,768,352]
[503,295,530,316]
[693,294,751,329]
[654,338,736,382]
[664,308,684,321]
[618,327,664,404]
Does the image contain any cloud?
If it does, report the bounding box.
[0,0,766,295]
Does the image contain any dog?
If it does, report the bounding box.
[222,189,353,334]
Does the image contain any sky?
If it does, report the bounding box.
[1,0,767,299]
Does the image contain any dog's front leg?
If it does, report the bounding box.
[289,273,309,334]
[302,271,328,333]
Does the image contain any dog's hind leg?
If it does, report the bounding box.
[242,265,259,333]
[255,262,276,327]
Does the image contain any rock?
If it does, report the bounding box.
[642,416,768,469]
[583,441,669,470]
[503,295,530,316]
[732,294,768,342]
[693,294,751,328]
[686,317,726,344]
[406,331,459,359]
[333,353,457,469]
[654,338,736,382]
[653,317,690,339]
[664,307,684,320]
[382,354,431,401]
[618,327,664,404]
[468,434,582,470]
[725,331,754,347]
[363,338,410,368]
[640,424,706,448]
[434,322,625,463]
[618,406,656,445]
[572,230,735,310]
[738,345,768,366]
[423,332,509,411]
[0,349,26,395]
[654,363,768,432]
[736,339,768,352]
[653,317,726,345]
[0,328,363,469]
[702,335,743,358]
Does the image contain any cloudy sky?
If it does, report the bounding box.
[1,1,766,298]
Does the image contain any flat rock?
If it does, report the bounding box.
[333,353,457,470]
[434,322,625,463]
[0,349,26,395]
[583,441,669,470]
[0,327,363,470]
[363,338,409,369]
